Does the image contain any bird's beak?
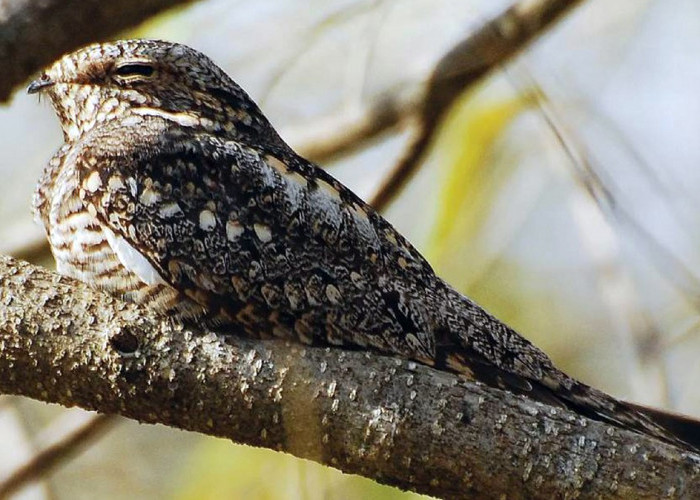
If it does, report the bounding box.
[27,74,55,94]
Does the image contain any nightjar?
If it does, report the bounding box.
[28,39,699,451]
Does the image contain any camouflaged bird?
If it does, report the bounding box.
[29,39,700,452]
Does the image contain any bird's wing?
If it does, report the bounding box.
[73,122,700,453]
[75,121,438,356]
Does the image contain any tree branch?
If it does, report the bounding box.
[0,414,115,498]
[369,0,586,210]
[291,93,418,164]
[0,254,698,499]
[0,0,197,102]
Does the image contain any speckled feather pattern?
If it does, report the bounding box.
[31,39,698,451]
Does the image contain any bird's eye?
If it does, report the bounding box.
[113,63,155,79]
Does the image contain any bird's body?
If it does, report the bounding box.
[30,39,700,452]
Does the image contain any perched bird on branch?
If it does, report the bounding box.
[29,39,700,452]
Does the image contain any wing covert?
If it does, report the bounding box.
[75,122,414,331]
[72,119,441,362]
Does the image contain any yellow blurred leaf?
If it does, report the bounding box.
[429,89,532,265]
[175,438,432,500]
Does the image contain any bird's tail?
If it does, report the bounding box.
[438,283,700,453]
[565,381,700,453]
[446,347,700,452]
[626,401,700,451]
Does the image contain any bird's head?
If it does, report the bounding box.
[28,39,276,144]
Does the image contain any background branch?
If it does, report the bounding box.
[369,0,585,210]
[291,92,418,164]
[0,414,114,498]
[0,0,198,102]
[0,254,698,499]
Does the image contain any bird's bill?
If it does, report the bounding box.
[27,74,55,94]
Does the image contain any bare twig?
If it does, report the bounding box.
[0,254,699,499]
[291,92,418,164]
[0,0,199,102]
[369,0,585,210]
[0,414,115,498]
[528,84,700,305]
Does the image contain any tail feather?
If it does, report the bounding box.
[548,379,700,453]
[438,284,700,452]
[438,346,700,452]
[614,399,700,452]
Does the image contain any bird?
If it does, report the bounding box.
[28,39,700,452]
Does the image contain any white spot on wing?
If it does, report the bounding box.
[199,209,216,231]
[139,188,161,206]
[108,175,125,191]
[325,284,342,304]
[159,202,182,218]
[126,177,138,197]
[226,220,244,240]
[103,226,166,286]
[65,123,80,141]
[253,223,272,242]
[85,171,102,192]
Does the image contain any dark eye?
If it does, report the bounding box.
[114,63,155,78]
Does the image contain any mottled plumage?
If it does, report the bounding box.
[30,39,699,451]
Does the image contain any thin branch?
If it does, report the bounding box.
[369,0,586,210]
[0,254,698,499]
[0,415,115,498]
[0,0,198,102]
[520,81,662,401]
[528,84,700,305]
[291,92,416,164]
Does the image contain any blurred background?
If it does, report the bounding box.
[1,0,700,498]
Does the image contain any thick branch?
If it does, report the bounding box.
[0,0,197,102]
[0,255,698,499]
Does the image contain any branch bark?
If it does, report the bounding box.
[0,255,698,499]
[0,0,197,102]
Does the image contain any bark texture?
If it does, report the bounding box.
[0,255,698,499]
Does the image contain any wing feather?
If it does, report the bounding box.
[77,119,438,361]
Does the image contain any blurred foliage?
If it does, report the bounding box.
[128,4,195,40]
[428,85,531,288]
